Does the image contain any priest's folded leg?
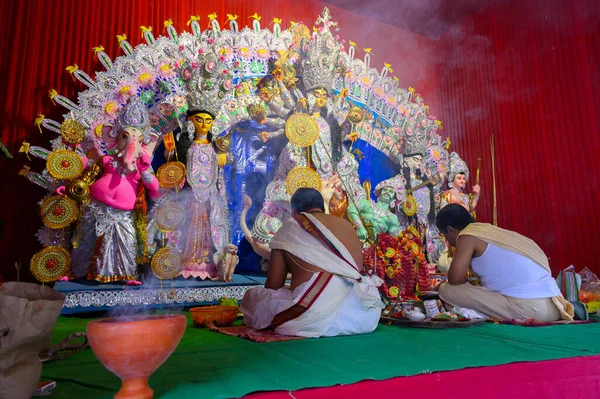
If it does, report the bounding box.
[439,282,561,322]
[242,274,382,337]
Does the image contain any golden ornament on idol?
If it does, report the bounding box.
[285,113,319,148]
[157,161,186,188]
[40,195,79,229]
[151,247,184,280]
[285,167,322,196]
[30,246,71,283]
[46,149,84,180]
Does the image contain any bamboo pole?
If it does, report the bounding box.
[491,134,498,226]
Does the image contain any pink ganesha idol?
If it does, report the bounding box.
[59,99,162,284]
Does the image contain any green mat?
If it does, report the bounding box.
[42,315,600,398]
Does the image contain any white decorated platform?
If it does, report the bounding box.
[54,273,266,315]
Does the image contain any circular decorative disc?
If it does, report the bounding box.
[40,195,79,229]
[157,161,186,188]
[291,24,311,47]
[388,286,399,298]
[151,247,184,280]
[46,149,84,180]
[60,119,86,144]
[402,195,418,217]
[30,246,71,283]
[347,106,365,125]
[285,113,319,148]
[155,201,185,232]
[285,167,322,196]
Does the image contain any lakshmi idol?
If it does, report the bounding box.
[176,54,238,279]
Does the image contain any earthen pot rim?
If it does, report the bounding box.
[89,313,186,325]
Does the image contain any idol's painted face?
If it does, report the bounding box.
[453,173,467,189]
[189,112,213,135]
[379,187,395,203]
[116,126,145,172]
[312,88,328,108]
[405,155,424,170]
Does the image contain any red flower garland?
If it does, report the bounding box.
[363,230,433,300]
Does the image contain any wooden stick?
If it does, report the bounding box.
[491,135,498,226]
[470,157,482,219]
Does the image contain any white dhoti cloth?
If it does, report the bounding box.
[241,213,383,338]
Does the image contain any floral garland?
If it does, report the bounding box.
[363,228,432,300]
[400,230,432,293]
[363,233,403,299]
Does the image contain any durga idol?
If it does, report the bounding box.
[250,21,366,246]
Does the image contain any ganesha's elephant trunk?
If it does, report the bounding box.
[122,141,139,172]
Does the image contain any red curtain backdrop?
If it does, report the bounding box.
[436,0,600,274]
[0,0,597,281]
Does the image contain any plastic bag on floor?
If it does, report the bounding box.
[0,282,65,399]
[579,267,600,302]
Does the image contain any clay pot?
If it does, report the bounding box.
[86,314,186,399]
[190,306,238,327]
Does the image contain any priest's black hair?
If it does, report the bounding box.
[291,188,325,213]
[436,204,474,234]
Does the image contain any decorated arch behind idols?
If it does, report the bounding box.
[22,8,481,304]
